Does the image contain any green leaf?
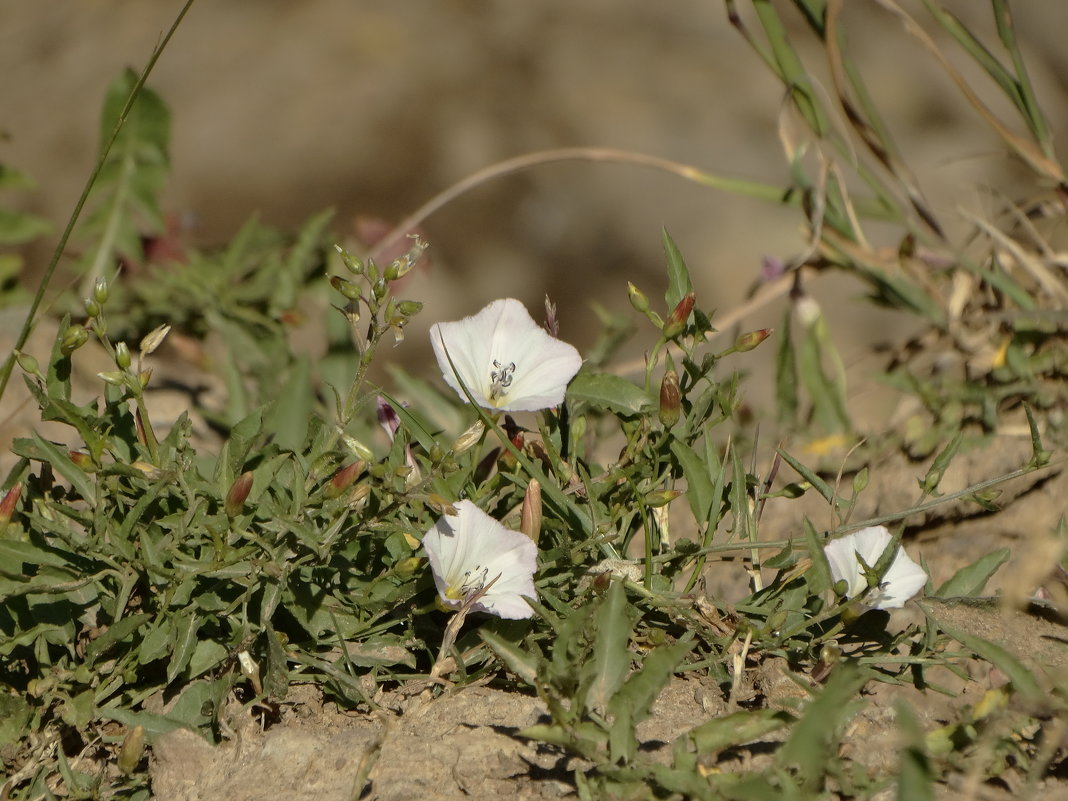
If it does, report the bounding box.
[585,580,634,714]
[481,630,540,686]
[670,440,716,525]
[567,372,653,416]
[687,708,793,755]
[0,693,32,747]
[662,229,693,310]
[776,666,867,790]
[803,518,832,595]
[86,613,152,666]
[777,448,833,503]
[935,548,1010,598]
[266,354,311,452]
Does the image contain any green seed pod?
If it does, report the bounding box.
[117,724,145,775]
[397,300,423,317]
[115,342,132,370]
[93,276,109,305]
[60,325,88,355]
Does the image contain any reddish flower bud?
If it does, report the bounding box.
[520,479,543,542]
[658,369,681,427]
[0,483,22,524]
[326,461,365,499]
[734,328,772,352]
[225,470,254,518]
[662,292,696,339]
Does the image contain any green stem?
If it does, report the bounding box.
[0,0,198,404]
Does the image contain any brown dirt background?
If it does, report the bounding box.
[3,2,1068,798]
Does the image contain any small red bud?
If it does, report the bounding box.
[734,328,772,352]
[225,471,254,518]
[326,461,365,499]
[0,483,23,523]
[662,292,696,339]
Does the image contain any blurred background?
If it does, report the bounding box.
[2,0,1067,396]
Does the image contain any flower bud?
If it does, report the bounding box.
[114,342,132,370]
[60,325,88,355]
[0,483,22,524]
[645,489,683,507]
[96,370,126,387]
[658,369,681,427]
[520,479,542,542]
[627,282,650,313]
[83,297,101,318]
[117,724,145,775]
[68,451,97,472]
[662,292,695,339]
[397,300,423,317]
[93,276,109,305]
[334,243,365,275]
[733,328,772,352]
[138,369,153,389]
[225,470,254,518]
[372,277,387,300]
[14,351,41,377]
[330,275,363,302]
[326,461,365,499]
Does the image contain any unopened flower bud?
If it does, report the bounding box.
[662,292,696,339]
[68,451,96,472]
[645,489,683,507]
[114,342,132,370]
[14,351,41,377]
[627,282,651,313]
[138,368,152,389]
[330,275,363,302]
[658,369,681,427]
[340,434,375,462]
[372,277,387,300]
[734,328,772,352]
[326,461,365,499]
[397,300,423,317]
[117,724,145,775]
[0,483,22,524]
[93,276,109,305]
[60,325,88,355]
[334,244,365,275]
[225,470,254,518]
[520,479,542,542]
[83,297,101,318]
[349,482,371,509]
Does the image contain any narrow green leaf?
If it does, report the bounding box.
[481,630,540,686]
[586,581,634,714]
[86,613,152,666]
[935,548,1010,598]
[776,666,867,789]
[803,519,832,597]
[567,372,653,416]
[266,355,311,452]
[778,448,833,503]
[661,229,693,310]
[671,440,715,525]
[688,708,794,755]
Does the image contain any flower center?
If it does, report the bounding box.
[489,360,516,400]
[445,565,490,601]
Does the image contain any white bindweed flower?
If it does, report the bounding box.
[429,298,582,412]
[823,525,927,610]
[423,499,538,619]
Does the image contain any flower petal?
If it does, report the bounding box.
[422,499,538,619]
[430,299,581,412]
[822,525,926,611]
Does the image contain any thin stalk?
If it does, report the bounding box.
[0,0,198,404]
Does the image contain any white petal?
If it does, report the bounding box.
[429,299,581,412]
[422,499,538,619]
[823,526,927,610]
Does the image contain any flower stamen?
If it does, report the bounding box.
[489,360,516,400]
